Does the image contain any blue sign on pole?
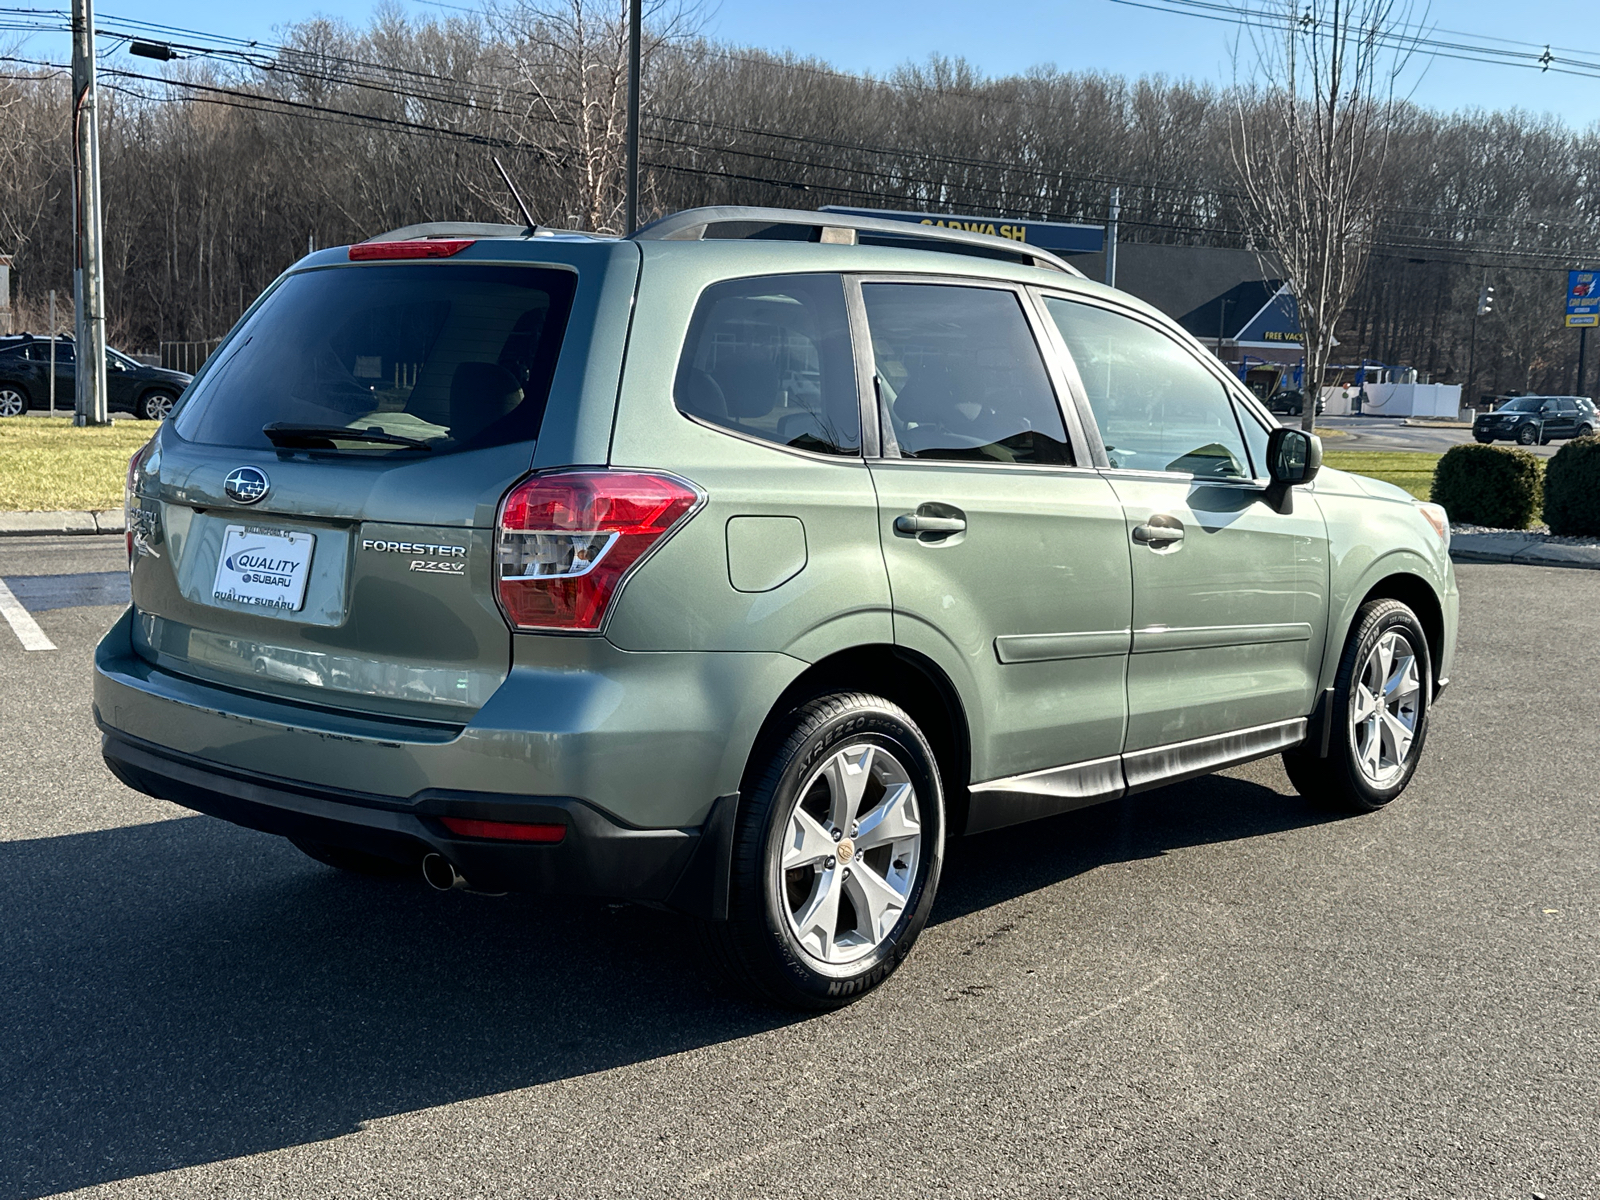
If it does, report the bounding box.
[1567,270,1600,328]
[818,205,1104,255]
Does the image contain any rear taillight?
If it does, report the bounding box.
[495,469,700,632]
[124,440,152,564]
[347,239,474,261]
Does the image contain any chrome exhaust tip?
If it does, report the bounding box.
[421,853,469,891]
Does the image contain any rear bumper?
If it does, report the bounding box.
[101,725,737,913]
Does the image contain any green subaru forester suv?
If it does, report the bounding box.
[97,207,1458,1008]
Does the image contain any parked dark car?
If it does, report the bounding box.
[0,335,192,420]
[1472,395,1597,446]
[1265,387,1324,417]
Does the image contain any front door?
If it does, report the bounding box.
[856,279,1133,830]
[1041,295,1329,769]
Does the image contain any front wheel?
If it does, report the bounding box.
[702,692,945,1009]
[138,390,177,421]
[1516,424,1537,445]
[1283,599,1432,813]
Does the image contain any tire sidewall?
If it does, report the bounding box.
[752,702,944,1005]
[1336,603,1432,808]
[140,391,175,421]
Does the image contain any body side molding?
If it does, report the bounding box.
[966,718,1310,834]
[993,629,1132,664]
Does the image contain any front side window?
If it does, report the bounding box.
[862,283,1071,465]
[674,274,859,456]
[1044,297,1252,479]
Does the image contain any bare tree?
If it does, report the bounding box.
[486,0,700,232]
[1232,1,1421,430]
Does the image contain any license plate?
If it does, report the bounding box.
[211,525,315,613]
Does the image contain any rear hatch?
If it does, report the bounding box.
[126,239,636,721]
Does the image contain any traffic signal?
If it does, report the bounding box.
[1477,284,1495,317]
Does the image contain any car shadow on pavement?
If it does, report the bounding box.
[0,771,1338,1198]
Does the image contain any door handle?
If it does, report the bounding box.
[895,513,967,535]
[1132,516,1185,546]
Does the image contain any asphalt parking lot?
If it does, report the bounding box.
[1,536,1594,1199]
[1318,415,1563,458]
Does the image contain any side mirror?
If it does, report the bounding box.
[1264,427,1322,513]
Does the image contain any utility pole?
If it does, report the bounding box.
[624,0,641,234]
[1103,187,1119,288]
[71,0,108,426]
[1467,271,1494,411]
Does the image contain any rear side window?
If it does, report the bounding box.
[862,283,1071,465]
[173,264,576,455]
[674,274,860,456]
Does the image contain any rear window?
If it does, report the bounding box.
[173,264,576,455]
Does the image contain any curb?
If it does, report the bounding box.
[1450,532,1600,571]
[0,510,124,537]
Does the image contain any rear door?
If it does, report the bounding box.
[128,245,629,721]
[857,278,1133,829]
[1040,294,1329,772]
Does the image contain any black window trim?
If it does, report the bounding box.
[843,271,1094,473]
[1031,287,1280,486]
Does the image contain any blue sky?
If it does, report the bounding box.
[30,0,1600,126]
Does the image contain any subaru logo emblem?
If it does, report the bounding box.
[224,466,270,505]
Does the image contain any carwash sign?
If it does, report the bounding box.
[819,206,1104,255]
[1566,270,1599,328]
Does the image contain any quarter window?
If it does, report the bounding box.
[1045,297,1252,479]
[674,274,860,456]
[861,283,1071,465]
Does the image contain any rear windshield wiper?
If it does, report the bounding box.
[262,423,434,451]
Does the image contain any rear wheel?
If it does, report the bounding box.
[702,692,945,1009]
[138,390,177,421]
[1283,599,1431,813]
[1579,424,1594,439]
[0,386,27,417]
[291,838,414,878]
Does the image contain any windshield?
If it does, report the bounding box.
[1499,397,1542,412]
[173,263,576,454]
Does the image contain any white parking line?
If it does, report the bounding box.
[0,577,56,651]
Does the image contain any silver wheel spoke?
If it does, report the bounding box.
[854,781,919,851]
[792,866,844,960]
[844,861,907,945]
[822,745,875,831]
[783,806,836,871]
[1353,683,1379,724]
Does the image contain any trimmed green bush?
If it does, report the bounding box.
[1543,435,1600,536]
[1429,444,1543,529]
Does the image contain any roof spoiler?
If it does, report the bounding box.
[360,221,535,242]
[630,206,1083,276]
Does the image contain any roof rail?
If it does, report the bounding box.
[361,221,534,243]
[629,206,1083,276]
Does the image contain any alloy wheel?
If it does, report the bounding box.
[0,388,24,417]
[1351,630,1422,787]
[776,742,922,966]
[142,391,176,420]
